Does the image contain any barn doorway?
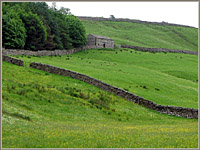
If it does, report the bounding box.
[103,43,106,48]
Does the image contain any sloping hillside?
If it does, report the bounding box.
[3,16,198,148]
[18,48,198,109]
[2,62,198,148]
[81,19,198,51]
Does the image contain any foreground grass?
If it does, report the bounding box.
[82,20,198,51]
[17,48,198,108]
[2,62,198,148]
[3,121,198,148]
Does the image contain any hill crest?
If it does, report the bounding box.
[77,16,197,29]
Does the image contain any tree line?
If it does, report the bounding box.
[2,2,86,50]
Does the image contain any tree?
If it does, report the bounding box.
[2,2,87,50]
[51,2,57,11]
[20,12,47,50]
[110,15,115,19]
[65,15,86,48]
[2,10,26,49]
[44,24,56,50]
[59,7,71,15]
[26,2,58,50]
[52,10,73,49]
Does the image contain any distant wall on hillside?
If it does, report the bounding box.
[3,55,24,66]
[3,44,198,56]
[121,45,198,55]
[30,62,198,119]
[2,45,98,56]
[78,16,197,28]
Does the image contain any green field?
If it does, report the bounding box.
[2,62,198,148]
[82,20,198,51]
[2,19,198,148]
[17,48,198,109]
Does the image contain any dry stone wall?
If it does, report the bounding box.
[121,45,198,55]
[3,55,24,66]
[2,45,97,56]
[78,16,197,28]
[30,62,198,119]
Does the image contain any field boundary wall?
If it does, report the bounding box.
[3,55,24,66]
[121,45,198,55]
[2,45,97,56]
[29,62,198,119]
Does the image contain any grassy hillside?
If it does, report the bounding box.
[17,48,198,109]
[2,62,198,148]
[3,17,198,148]
[81,20,198,51]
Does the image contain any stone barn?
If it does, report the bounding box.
[86,34,114,48]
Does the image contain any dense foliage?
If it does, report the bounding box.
[65,15,86,48]
[2,4,26,49]
[2,2,86,50]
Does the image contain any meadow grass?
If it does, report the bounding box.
[2,62,198,148]
[17,48,198,109]
[2,17,199,148]
[82,20,198,51]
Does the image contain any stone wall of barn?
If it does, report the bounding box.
[86,35,114,49]
[95,38,114,48]
[86,35,96,46]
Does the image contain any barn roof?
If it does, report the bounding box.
[88,34,112,40]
